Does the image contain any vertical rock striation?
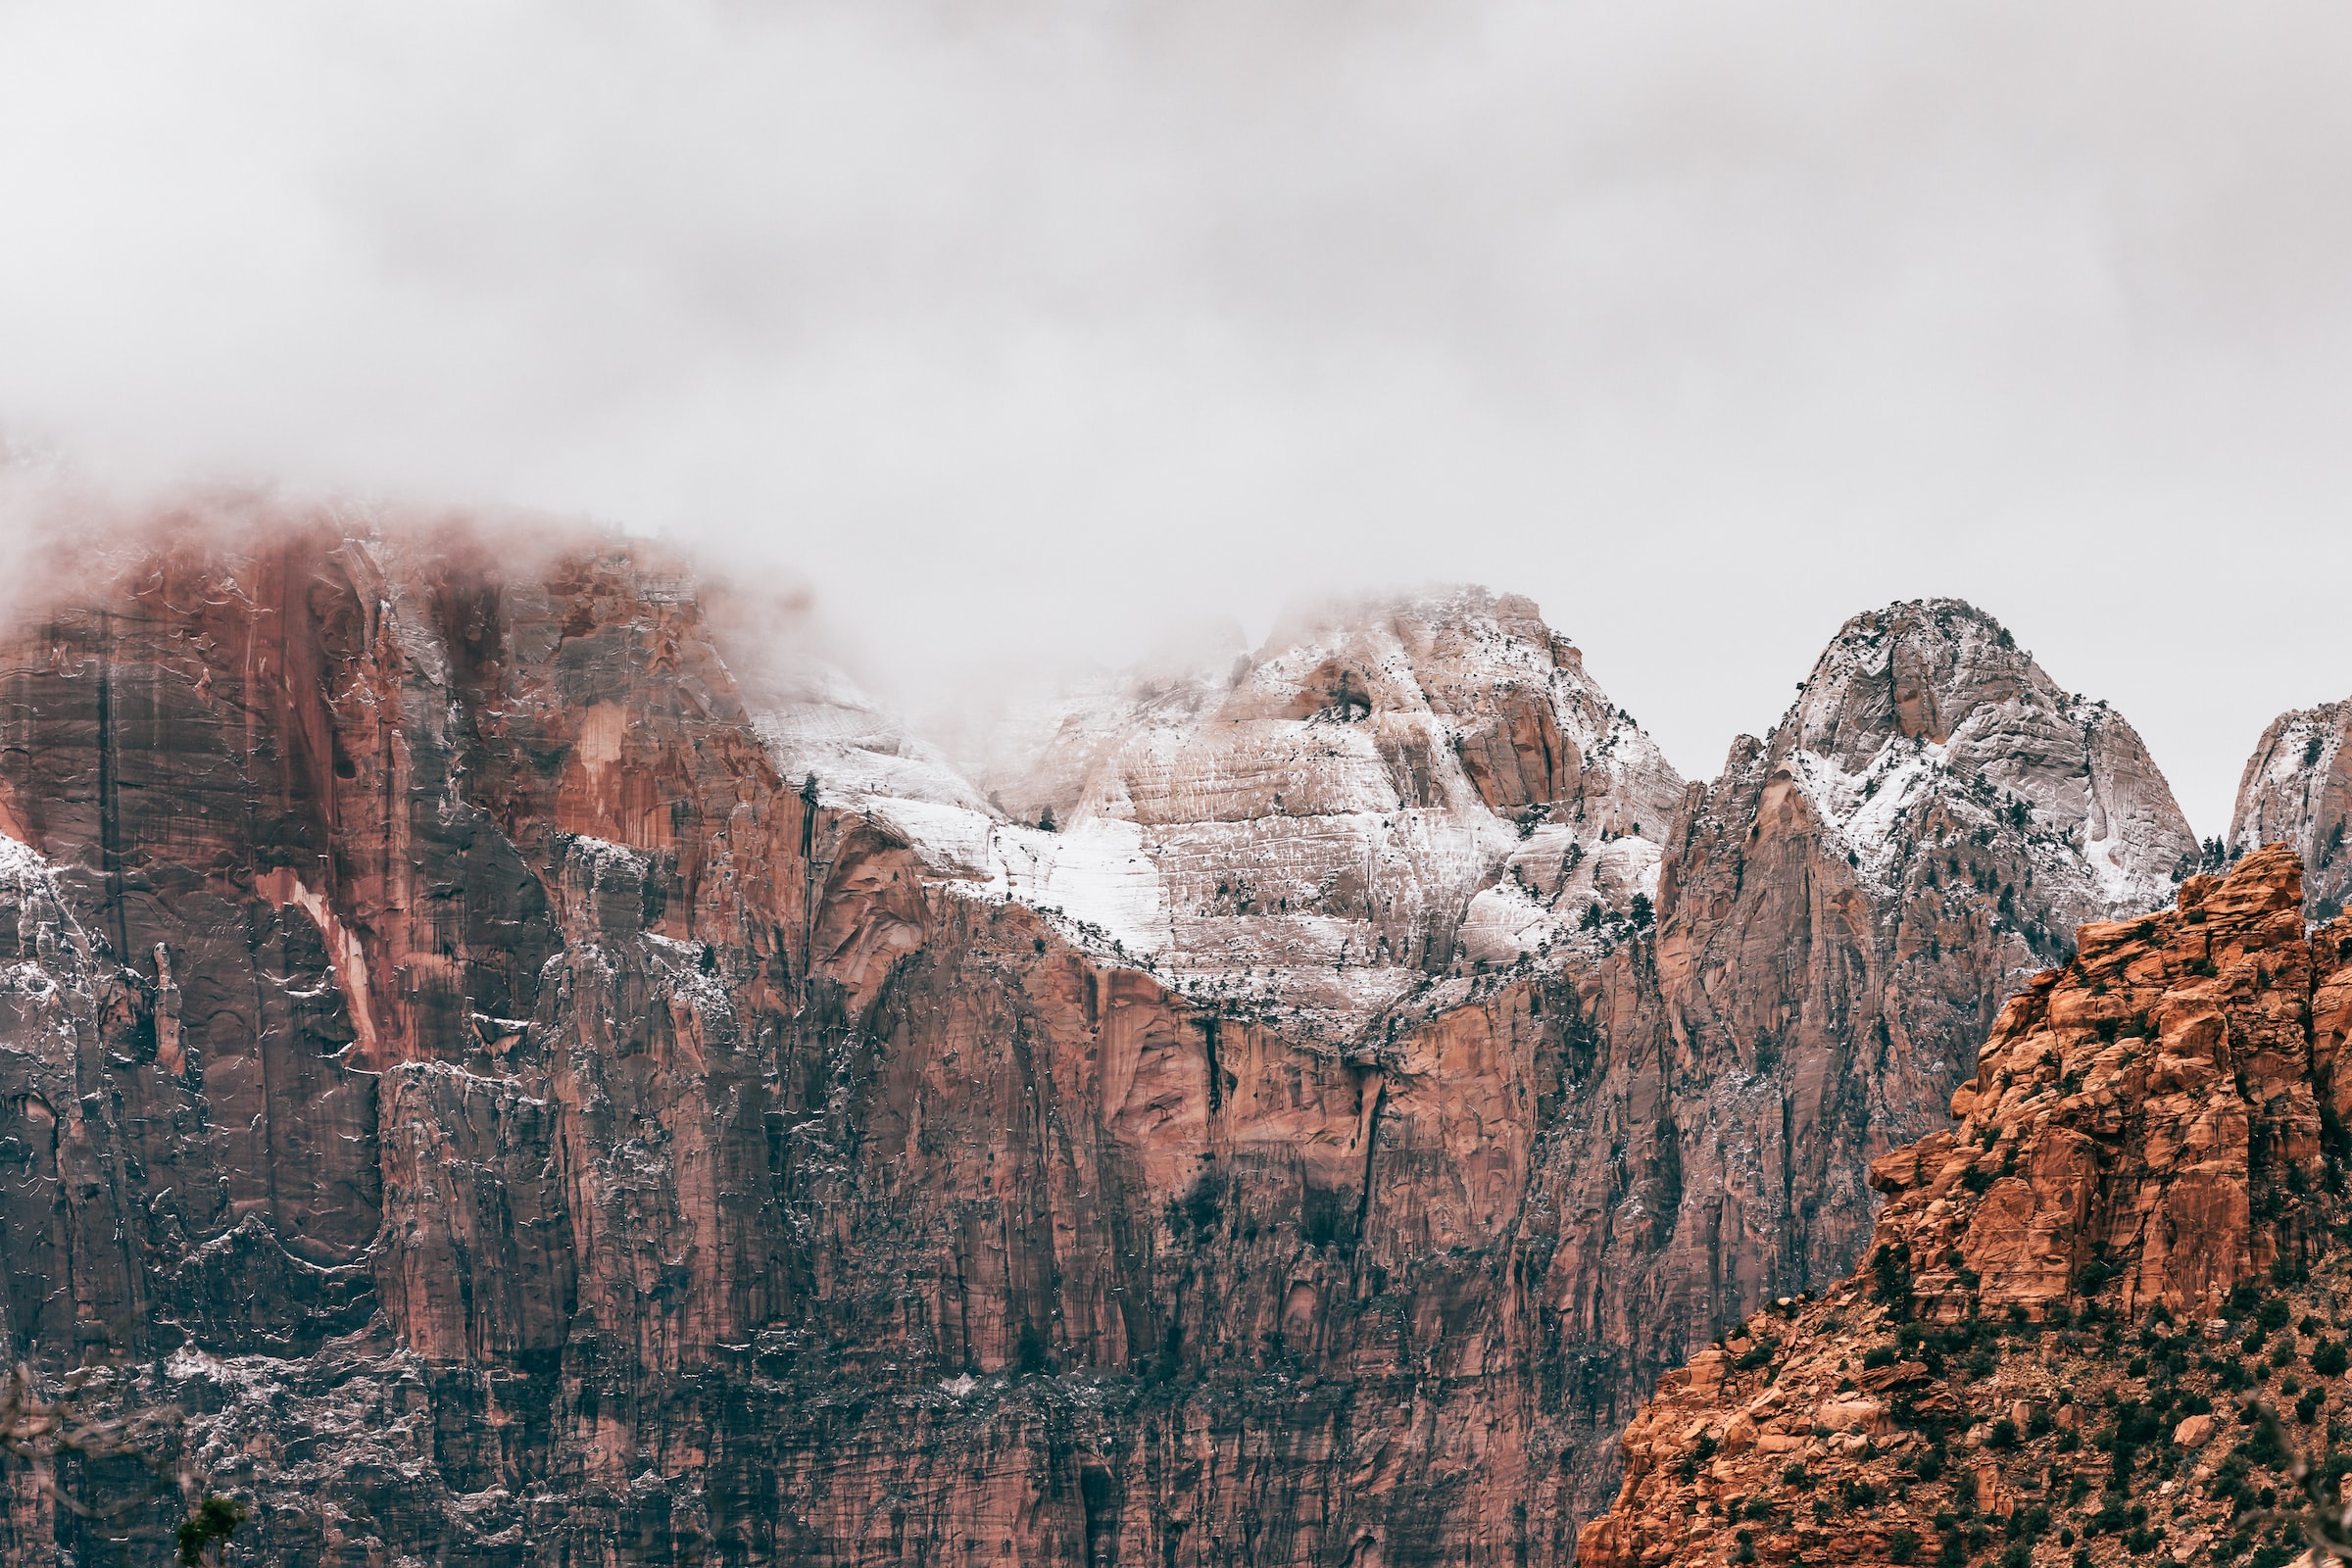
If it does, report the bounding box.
[0,520,2198,1568]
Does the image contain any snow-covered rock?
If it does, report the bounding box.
[755,586,1685,1040]
[2230,697,2352,916]
[1768,597,2195,927]
[0,829,102,1078]
[752,663,995,818]
[984,587,1687,1036]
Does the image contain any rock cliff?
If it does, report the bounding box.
[2232,699,2352,920]
[0,516,2199,1567]
[1577,844,2352,1568]
[1487,599,2200,1527]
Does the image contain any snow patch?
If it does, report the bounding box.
[564,834,651,879]
[1785,740,1949,886]
[0,830,49,884]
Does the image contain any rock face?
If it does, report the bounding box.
[2232,698,2352,919]
[0,512,815,1563]
[1577,845,2352,1568]
[0,519,2200,1568]
[1492,598,2200,1526]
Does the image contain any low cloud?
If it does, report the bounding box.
[4,2,2350,830]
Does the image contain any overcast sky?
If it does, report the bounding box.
[5,2,2351,834]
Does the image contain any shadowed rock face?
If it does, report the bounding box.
[2232,697,2352,919]
[1576,846,2352,1568]
[0,524,2198,1567]
[1470,599,2200,1528]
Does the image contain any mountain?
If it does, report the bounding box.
[1455,596,2203,1530]
[0,513,2200,1568]
[759,585,1689,1043]
[2232,698,2352,920]
[1576,845,2352,1568]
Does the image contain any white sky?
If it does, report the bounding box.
[5,2,2351,835]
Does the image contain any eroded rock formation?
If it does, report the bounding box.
[1577,845,2352,1568]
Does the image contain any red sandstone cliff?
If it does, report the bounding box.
[0,514,2204,1566]
[1578,846,2352,1568]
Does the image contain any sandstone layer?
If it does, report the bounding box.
[1578,846,2352,1568]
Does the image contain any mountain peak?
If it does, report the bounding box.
[1797,598,2041,756]
[1759,598,2196,917]
[2232,697,2352,919]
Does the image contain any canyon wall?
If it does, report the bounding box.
[0,514,2196,1565]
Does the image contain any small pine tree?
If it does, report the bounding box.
[179,1497,247,1566]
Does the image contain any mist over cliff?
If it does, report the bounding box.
[10,3,2352,832]
[5,9,2352,1561]
[0,496,2321,1566]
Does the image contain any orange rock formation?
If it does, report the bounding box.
[1580,845,2352,1568]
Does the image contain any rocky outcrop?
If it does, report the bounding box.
[0,520,2203,1568]
[2233,698,2352,919]
[1577,845,2352,1568]
[1465,599,2203,1528]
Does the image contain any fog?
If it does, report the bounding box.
[5,2,2352,832]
